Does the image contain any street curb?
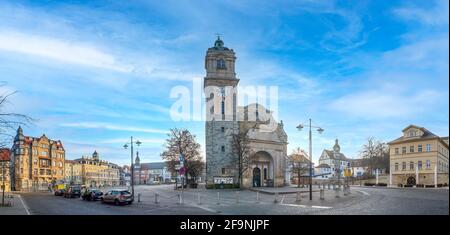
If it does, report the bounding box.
[350,185,449,191]
[247,188,321,195]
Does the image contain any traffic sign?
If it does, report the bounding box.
[179,166,186,176]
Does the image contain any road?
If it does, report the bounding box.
[18,185,449,215]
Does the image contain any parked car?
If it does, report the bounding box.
[64,186,81,198]
[54,188,66,196]
[101,189,133,205]
[81,188,103,201]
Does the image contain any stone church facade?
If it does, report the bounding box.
[204,37,288,188]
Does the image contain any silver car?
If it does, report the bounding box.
[101,189,133,206]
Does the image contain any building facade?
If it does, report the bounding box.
[64,160,83,185]
[204,37,288,188]
[388,125,449,186]
[316,139,349,181]
[0,148,11,192]
[11,127,65,191]
[73,151,120,187]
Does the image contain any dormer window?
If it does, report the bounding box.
[217,59,226,70]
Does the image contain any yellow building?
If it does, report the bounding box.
[73,151,120,187]
[64,160,83,185]
[11,127,65,191]
[1,148,11,192]
[388,125,449,186]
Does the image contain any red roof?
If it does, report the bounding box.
[0,148,10,161]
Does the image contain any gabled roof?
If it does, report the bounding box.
[388,125,446,146]
[139,162,167,170]
[316,163,330,168]
[323,150,348,161]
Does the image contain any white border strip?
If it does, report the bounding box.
[17,194,31,215]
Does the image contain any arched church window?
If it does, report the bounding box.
[217,59,226,70]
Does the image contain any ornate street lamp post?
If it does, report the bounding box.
[297,119,324,200]
[123,137,141,199]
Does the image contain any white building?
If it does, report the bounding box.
[316,139,349,180]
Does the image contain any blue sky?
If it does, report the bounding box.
[0,0,448,166]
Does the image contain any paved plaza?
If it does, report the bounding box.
[9,184,448,215]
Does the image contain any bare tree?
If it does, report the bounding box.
[160,128,203,183]
[0,84,33,147]
[360,137,389,176]
[287,147,310,188]
[231,123,256,188]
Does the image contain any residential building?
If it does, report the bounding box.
[316,139,349,181]
[388,125,449,185]
[10,127,65,191]
[0,148,11,192]
[134,160,173,184]
[287,150,311,185]
[73,151,120,187]
[64,160,82,185]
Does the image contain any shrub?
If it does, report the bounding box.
[444,183,448,187]
[397,183,403,187]
[364,183,375,186]
[416,184,424,188]
[404,184,413,187]
[437,184,443,188]
[425,185,435,188]
[376,183,387,187]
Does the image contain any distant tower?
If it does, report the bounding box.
[92,150,99,161]
[333,139,341,153]
[204,36,240,184]
[135,151,141,184]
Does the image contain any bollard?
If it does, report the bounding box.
[332,184,336,190]
[154,193,159,204]
[323,183,326,189]
[296,192,301,202]
[138,193,141,203]
[217,192,220,205]
[318,184,321,189]
[344,186,349,196]
[256,191,260,203]
[328,184,330,190]
[335,188,340,198]
[274,192,279,203]
[197,192,201,205]
[320,189,325,200]
[236,191,240,204]
[280,195,285,204]
[178,194,182,205]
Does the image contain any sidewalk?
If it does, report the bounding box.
[350,185,450,190]
[0,193,30,215]
[247,185,322,195]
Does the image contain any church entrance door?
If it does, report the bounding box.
[407,176,416,185]
[253,167,261,187]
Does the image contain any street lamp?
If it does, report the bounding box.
[297,119,324,200]
[123,137,141,199]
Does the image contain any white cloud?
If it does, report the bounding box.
[0,30,133,72]
[393,0,449,26]
[329,89,443,119]
[60,122,168,134]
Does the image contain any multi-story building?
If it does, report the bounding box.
[64,160,83,185]
[0,148,11,192]
[388,125,449,186]
[73,151,120,187]
[316,139,349,181]
[11,127,65,191]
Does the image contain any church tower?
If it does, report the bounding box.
[204,36,240,185]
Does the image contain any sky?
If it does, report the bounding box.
[0,0,448,166]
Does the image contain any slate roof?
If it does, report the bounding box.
[0,148,10,161]
[388,125,447,146]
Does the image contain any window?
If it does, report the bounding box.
[410,146,414,153]
[426,144,431,152]
[33,158,37,165]
[221,168,226,174]
[402,162,406,171]
[217,59,226,69]
[221,127,225,133]
[221,146,225,152]
[402,147,406,154]
[395,148,399,154]
[418,145,422,152]
[410,161,414,170]
[33,169,38,176]
[418,161,422,170]
[395,163,399,171]
[426,160,431,169]
[41,151,47,157]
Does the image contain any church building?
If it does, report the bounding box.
[204,37,288,188]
